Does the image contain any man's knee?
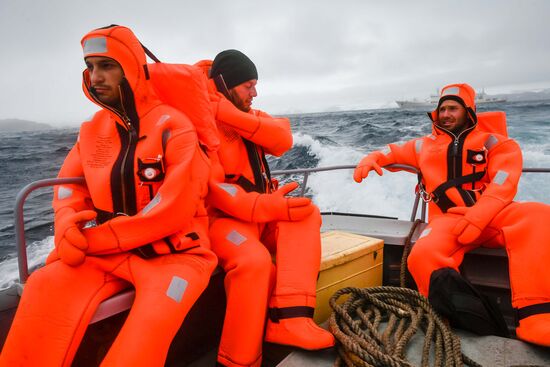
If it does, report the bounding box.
[228,245,272,280]
[407,240,431,278]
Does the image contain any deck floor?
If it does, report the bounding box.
[278,329,550,367]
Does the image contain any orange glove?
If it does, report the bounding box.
[447,206,483,244]
[448,195,507,244]
[252,182,314,222]
[353,154,383,183]
[54,208,97,266]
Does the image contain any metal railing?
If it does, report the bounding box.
[272,163,425,222]
[14,177,86,283]
[13,166,550,283]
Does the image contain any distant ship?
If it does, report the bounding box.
[396,88,507,109]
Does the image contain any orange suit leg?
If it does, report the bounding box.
[96,246,217,366]
[0,257,128,367]
[209,218,273,367]
[408,202,550,346]
[263,207,335,349]
[491,202,550,346]
[266,207,322,308]
[407,214,478,296]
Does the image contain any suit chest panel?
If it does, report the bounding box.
[217,123,250,176]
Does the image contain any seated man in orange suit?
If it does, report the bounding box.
[196,50,335,367]
[0,25,217,367]
[354,83,550,346]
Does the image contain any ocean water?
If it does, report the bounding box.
[1,101,550,288]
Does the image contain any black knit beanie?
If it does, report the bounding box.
[210,49,258,89]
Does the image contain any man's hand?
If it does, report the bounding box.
[54,209,97,266]
[253,182,314,222]
[448,206,483,244]
[353,155,383,183]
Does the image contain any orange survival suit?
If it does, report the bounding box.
[354,83,550,346]
[196,59,334,367]
[0,26,217,367]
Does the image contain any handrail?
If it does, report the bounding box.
[272,163,419,195]
[14,177,86,283]
[271,165,550,223]
[13,166,550,284]
[272,164,424,222]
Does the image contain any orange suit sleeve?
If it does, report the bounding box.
[479,138,522,204]
[381,138,422,170]
[451,139,523,243]
[364,138,422,171]
[213,95,292,156]
[52,139,94,216]
[48,139,95,264]
[354,138,421,182]
[207,152,312,222]
[207,152,261,222]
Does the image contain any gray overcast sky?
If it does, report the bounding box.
[1,0,550,125]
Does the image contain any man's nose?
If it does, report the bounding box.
[250,86,257,97]
[90,69,103,84]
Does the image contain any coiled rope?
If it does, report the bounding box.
[328,221,482,367]
[400,219,423,288]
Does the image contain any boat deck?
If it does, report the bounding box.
[278,329,550,367]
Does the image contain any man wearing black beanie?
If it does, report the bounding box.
[210,49,259,112]
[196,51,335,367]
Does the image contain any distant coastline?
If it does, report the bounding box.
[0,119,53,132]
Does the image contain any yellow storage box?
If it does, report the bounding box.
[314,231,384,323]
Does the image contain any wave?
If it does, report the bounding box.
[0,237,53,289]
[288,132,418,219]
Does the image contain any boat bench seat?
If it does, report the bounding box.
[90,288,135,324]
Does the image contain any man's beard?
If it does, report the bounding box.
[229,90,251,112]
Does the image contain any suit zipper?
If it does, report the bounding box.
[117,86,136,214]
[120,116,136,214]
[87,85,135,215]
[439,124,475,181]
[452,137,459,178]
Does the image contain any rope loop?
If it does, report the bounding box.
[329,286,483,367]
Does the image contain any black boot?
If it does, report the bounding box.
[428,267,510,337]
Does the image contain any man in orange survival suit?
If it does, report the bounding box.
[0,25,217,366]
[353,83,550,346]
[196,50,334,367]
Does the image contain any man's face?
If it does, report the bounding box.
[437,99,469,134]
[85,56,124,109]
[229,79,258,112]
